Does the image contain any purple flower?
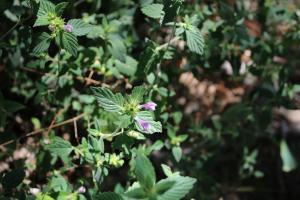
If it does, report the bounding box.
[77,186,86,193]
[64,24,73,33]
[139,102,157,111]
[136,119,150,131]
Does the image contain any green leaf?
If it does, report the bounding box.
[280,139,297,172]
[130,86,146,104]
[155,179,175,195]
[67,19,93,36]
[1,169,25,191]
[3,100,24,112]
[61,32,78,57]
[4,9,19,22]
[55,2,68,16]
[124,182,147,199]
[114,114,131,128]
[95,192,124,200]
[89,136,104,153]
[46,137,73,162]
[50,175,68,192]
[135,153,156,190]
[115,56,137,77]
[141,3,164,19]
[135,111,162,134]
[91,87,125,112]
[36,194,54,200]
[34,0,55,27]
[147,73,156,84]
[157,176,196,200]
[172,146,182,162]
[161,164,179,177]
[32,32,51,55]
[185,28,204,55]
[108,35,127,62]
[148,140,164,153]
[137,40,160,74]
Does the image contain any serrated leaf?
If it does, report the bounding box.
[175,27,185,36]
[50,175,68,192]
[61,32,78,57]
[124,182,147,199]
[135,111,162,134]
[108,35,126,62]
[157,176,196,200]
[55,2,68,16]
[130,86,146,104]
[114,114,131,128]
[89,136,104,153]
[95,192,124,200]
[34,0,55,27]
[67,19,93,36]
[155,179,175,195]
[34,16,50,27]
[137,40,160,74]
[91,87,125,112]
[172,146,182,162]
[115,56,137,77]
[46,137,73,162]
[186,28,204,55]
[141,3,164,19]
[135,153,156,190]
[32,32,51,55]
[161,164,178,177]
[280,139,297,172]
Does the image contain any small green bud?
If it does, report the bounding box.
[127,130,145,140]
[109,153,124,168]
[171,137,181,146]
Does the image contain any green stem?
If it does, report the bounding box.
[155,11,180,85]
[165,20,178,53]
[56,48,61,76]
[101,128,124,140]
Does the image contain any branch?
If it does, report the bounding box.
[0,113,85,147]
[20,67,102,86]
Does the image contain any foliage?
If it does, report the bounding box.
[1,0,300,200]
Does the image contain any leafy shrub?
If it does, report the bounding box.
[1,0,300,199]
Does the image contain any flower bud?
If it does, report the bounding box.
[48,24,56,32]
[109,153,124,168]
[77,186,86,193]
[64,24,73,33]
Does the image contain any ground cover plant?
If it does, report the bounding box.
[1,0,300,199]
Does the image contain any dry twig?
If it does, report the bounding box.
[0,113,85,147]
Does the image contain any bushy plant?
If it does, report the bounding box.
[1,0,300,199]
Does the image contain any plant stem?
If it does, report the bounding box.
[0,113,85,147]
